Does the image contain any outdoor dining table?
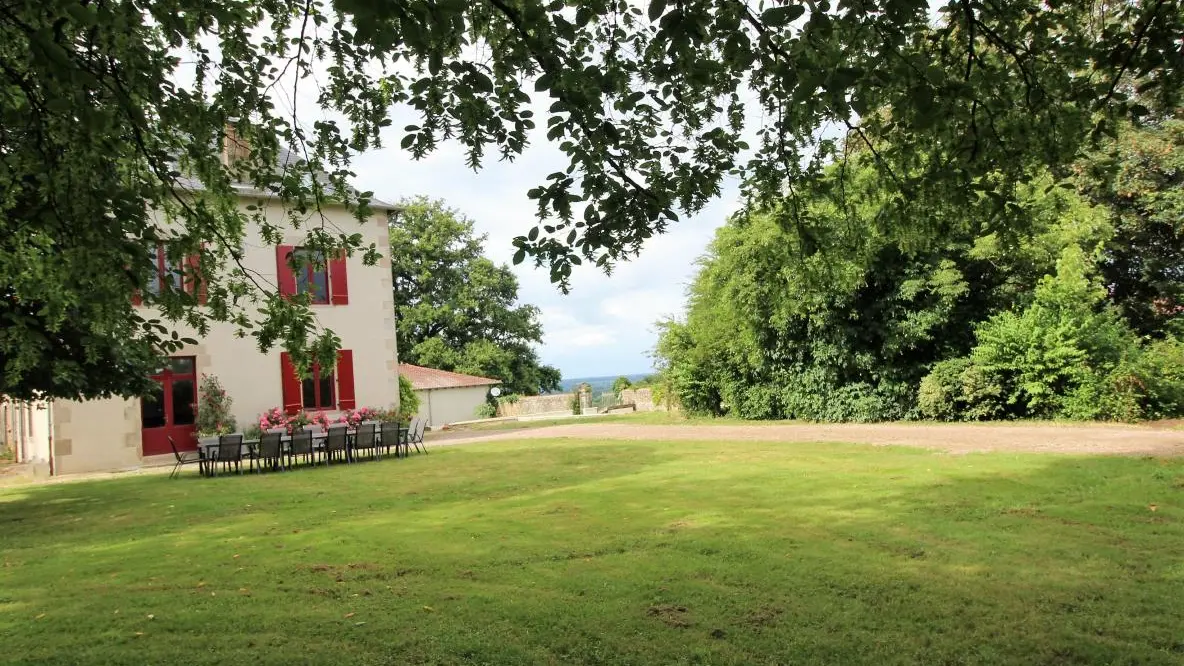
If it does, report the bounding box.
[197,425,409,476]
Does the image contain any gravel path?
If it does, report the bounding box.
[432,422,1184,456]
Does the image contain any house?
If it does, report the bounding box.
[37,143,401,476]
[401,365,500,427]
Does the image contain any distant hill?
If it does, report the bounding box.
[558,373,652,397]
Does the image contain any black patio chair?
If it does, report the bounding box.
[213,433,244,475]
[324,425,349,464]
[257,431,284,472]
[354,423,378,461]
[380,422,403,459]
[167,436,204,479]
[408,418,427,455]
[289,429,315,467]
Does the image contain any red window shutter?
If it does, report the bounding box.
[336,349,356,410]
[186,254,206,304]
[131,289,142,306]
[276,245,296,298]
[280,352,302,415]
[329,253,349,305]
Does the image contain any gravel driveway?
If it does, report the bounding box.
[432,421,1184,456]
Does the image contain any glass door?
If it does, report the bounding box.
[140,357,197,456]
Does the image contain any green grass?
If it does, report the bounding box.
[2,439,1183,665]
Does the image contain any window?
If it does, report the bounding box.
[302,364,336,410]
[276,245,349,305]
[292,248,329,304]
[136,246,202,304]
[147,246,186,296]
[281,350,355,414]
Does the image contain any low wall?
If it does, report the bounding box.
[618,388,671,412]
[498,393,574,417]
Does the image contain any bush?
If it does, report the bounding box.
[473,402,496,419]
[398,374,420,420]
[1134,336,1184,419]
[918,358,971,421]
[195,374,236,437]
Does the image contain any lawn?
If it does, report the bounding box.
[1,439,1182,665]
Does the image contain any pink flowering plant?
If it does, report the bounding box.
[342,406,381,427]
[195,374,237,438]
[250,405,389,436]
[257,407,287,431]
[255,407,318,435]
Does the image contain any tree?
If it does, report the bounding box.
[2,0,1180,400]
[1076,119,1184,335]
[612,376,633,393]
[390,197,560,395]
[655,152,1117,421]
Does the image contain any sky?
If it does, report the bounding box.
[204,27,751,381]
[350,124,743,380]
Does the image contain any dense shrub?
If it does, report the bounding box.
[1134,337,1184,418]
[918,249,1184,422]
[917,358,972,421]
[398,374,420,419]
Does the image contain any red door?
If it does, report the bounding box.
[140,357,198,456]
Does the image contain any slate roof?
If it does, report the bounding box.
[401,364,502,390]
[175,144,400,211]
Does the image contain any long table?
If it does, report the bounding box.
[198,426,409,476]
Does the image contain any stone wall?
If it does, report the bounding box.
[498,393,575,417]
[618,387,672,412]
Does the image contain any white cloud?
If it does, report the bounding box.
[284,73,744,378]
[536,306,616,352]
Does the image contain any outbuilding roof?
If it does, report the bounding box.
[400,364,501,390]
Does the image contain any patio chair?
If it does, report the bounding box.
[380,422,404,459]
[408,418,427,455]
[257,431,284,472]
[324,425,349,464]
[167,436,204,479]
[289,429,315,467]
[213,433,244,475]
[354,423,378,461]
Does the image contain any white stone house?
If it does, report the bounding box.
[42,150,401,475]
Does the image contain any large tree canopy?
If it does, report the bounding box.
[655,117,1184,422]
[1,0,1180,400]
[390,197,561,395]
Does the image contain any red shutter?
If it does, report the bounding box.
[329,252,349,305]
[280,352,302,415]
[186,254,206,304]
[131,289,142,306]
[276,245,296,298]
[336,349,356,410]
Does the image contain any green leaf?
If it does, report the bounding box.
[648,0,667,21]
[761,4,805,27]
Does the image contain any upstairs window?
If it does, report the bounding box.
[276,245,348,305]
[147,246,186,296]
[135,245,203,305]
[292,248,329,304]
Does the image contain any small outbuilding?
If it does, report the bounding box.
[400,364,501,427]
